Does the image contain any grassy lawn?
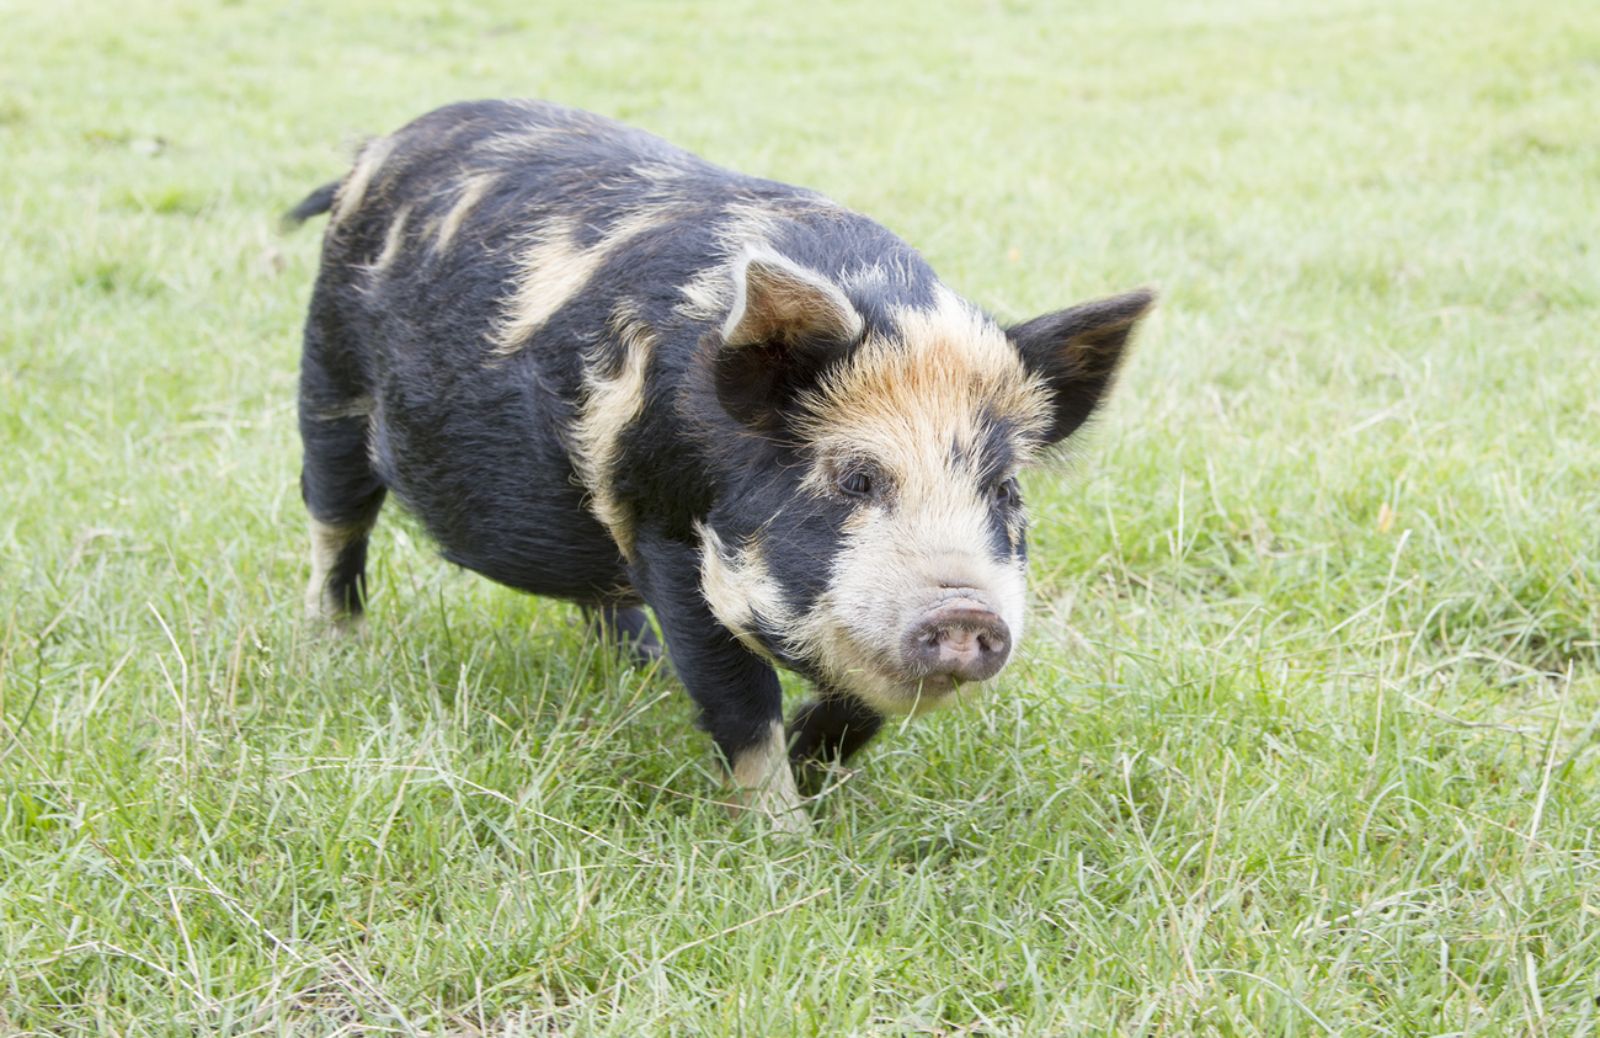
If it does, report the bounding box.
[3,0,1599,1033]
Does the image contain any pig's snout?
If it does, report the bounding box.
[902,593,1011,684]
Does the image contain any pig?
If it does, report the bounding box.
[288,100,1153,833]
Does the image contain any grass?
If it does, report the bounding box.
[3,0,1598,1033]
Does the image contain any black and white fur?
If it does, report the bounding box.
[291,100,1153,832]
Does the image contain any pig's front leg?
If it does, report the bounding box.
[787,693,883,794]
[630,531,808,835]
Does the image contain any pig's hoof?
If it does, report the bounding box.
[304,587,365,636]
[761,805,814,837]
[730,790,813,837]
[729,752,813,836]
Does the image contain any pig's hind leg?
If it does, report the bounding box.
[583,602,663,667]
[298,338,386,626]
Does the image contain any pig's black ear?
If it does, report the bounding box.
[715,250,863,430]
[1007,288,1155,445]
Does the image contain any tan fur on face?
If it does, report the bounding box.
[796,286,1049,459]
[331,136,396,225]
[729,721,808,835]
[491,211,666,355]
[782,287,1045,714]
[570,304,655,559]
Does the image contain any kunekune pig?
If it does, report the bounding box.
[289,100,1153,833]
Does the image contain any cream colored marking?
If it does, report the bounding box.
[677,264,737,322]
[838,262,890,293]
[471,125,567,161]
[331,135,397,225]
[433,172,500,253]
[696,522,792,662]
[312,395,374,422]
[363,401,384,475]
[305,517,371,624]
[491,210,665,355]
[570,304,655,558]
[795,286,1050,485]
[730,721,809,835]
[716,199,792,250]
[365,204,412,277]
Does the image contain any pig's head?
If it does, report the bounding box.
[697,249,1153,715]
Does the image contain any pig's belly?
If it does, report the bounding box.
[370,393,634,606]
[437,517,632,605]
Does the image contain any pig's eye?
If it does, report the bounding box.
[837,468,875,499]
[994,477,1022,509]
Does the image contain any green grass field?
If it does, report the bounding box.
[3,0,1599,1033]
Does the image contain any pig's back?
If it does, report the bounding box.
[297,100,924,602]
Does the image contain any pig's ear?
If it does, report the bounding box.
[715,250,863,430]
[1007,288,1155,445]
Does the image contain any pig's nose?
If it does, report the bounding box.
[903,596,1010,683]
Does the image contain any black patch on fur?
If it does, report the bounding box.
[972,413,1018,488]
[714,333,848,434]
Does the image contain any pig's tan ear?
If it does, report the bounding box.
[1007,288,1155,445]
[721,249,863,348]
[715,250,863,430]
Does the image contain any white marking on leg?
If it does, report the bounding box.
[730,721,809,835]
[305,518,367,624]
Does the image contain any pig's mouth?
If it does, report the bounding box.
[881,663,998,714]
[905,672,965,706]
[820,589,1014,714]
